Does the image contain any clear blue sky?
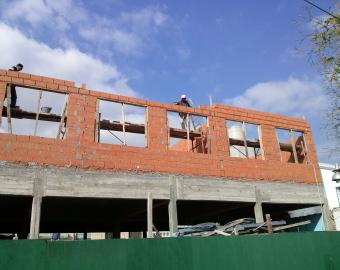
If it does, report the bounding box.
[0,0,337,162]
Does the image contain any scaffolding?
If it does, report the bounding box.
[1,83,68,138]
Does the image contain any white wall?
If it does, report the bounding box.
[320,163,340,210]
[333,208,340,231]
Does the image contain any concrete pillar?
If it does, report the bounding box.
[29,176,45,239]
[254,187,264,223]
[147,192,153,238]
[29,196,42,239]
[168,179,178,235]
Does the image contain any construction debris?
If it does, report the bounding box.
[176,218,311,237]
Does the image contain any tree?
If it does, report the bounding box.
[306,4,340,155]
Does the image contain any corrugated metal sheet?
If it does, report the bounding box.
[0,232,339,270]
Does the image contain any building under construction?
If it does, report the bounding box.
[0,69,329,239]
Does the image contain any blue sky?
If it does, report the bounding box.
[0,0,337,162]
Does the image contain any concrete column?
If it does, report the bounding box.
[147,192,153,238]
[29,175,45,239]
[254,187,264,223]
[29,195,42,239]
[168,179,178,235]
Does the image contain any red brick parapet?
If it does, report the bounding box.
[0,69,321,183]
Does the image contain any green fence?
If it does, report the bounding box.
[1,232,339,270]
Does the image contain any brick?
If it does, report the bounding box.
[58,85,68,91]
[7,70,19,77]
[18,72,32,79]
[0,70,322,184]
[46,83,58,90]
[42,77,54,83]
[30,75,43,81]
[79,88,90,95]
[64,80,75,87]
[11,77,24,85]
[53,78,65,85]
[23,79,36,86]
[35,81,47,88]
[68,86,79,93]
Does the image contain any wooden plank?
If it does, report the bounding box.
[229,138,260,148]
[203,219,245,237]
[273,220,311,231]
[100,120,145,133]
[213,230,231,236]
[266,214,273,233]
[242,122,249,158]
[2,107,62,122]
[88,120,197,139]
[207,118,211,154]
[229,138,302,152]
[144,107,148,147]
[98,113,101,143]
[152,225,161,238]
[290,129,298,163]
[33,90,43,136]
[94,100,100,143]
[186,114,190,151]
[170,127,200,139]
[57,97,68,139]
[276,130,283,162]
[121,103,126,145]
[302,133,311,164]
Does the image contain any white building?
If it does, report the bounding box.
[319,163,340,230]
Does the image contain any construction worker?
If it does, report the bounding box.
[174,94,191,129]
[5,63,23,109]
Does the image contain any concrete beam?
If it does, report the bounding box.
[0,162,324,205]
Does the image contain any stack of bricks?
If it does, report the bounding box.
[0,68,321,183]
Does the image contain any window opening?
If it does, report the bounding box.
[97,100,146,147]
[1,84,68,139]
[167,111,209,154]
[276,128,309,164]
[227,120,263,159]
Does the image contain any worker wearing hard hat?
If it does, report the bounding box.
[174,94,192,129]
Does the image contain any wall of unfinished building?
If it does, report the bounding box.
[0,69,321,183]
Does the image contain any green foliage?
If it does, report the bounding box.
[310,15,340,88]
[307,7,340,154]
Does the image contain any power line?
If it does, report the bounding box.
[302,0,340,20]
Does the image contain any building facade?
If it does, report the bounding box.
[0,69,328,238]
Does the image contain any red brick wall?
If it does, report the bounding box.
[0,69,322,183]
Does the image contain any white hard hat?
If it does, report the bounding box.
[181,94,187,99]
